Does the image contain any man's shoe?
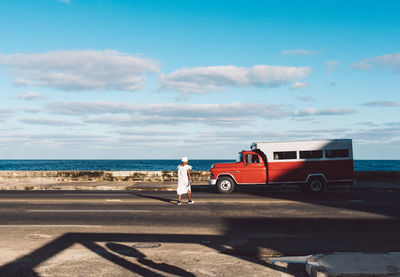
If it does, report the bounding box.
[188,200,194,204]
[177,201,182,206]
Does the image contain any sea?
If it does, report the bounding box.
[0,160,399,171]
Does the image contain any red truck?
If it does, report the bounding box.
[209,139,354,193]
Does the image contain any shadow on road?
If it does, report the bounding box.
[134,193,177,205]
[1,216,399,276]
[233,185,400,220]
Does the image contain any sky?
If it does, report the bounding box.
[0,0,399,159]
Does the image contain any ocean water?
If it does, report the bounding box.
[0,160,399,171]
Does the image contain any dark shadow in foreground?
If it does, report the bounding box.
[1,217,399,276]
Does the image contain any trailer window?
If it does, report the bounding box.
[273,151,297,160]
[300,150,323,159]
[325,149,349,158]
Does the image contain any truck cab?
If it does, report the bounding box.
[209,151,266,193]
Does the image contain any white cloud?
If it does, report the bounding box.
[351,126,400,141]
[0,108,11,114]
[291,81,309,89]
[118,130,184,137]
[351,52,400,73]
[325,60,339,75]
[297,96,315,102]
[85,115,251,126]
[20,118,82,126]
[159,65,311,94]
[0,50,160,91]
[350,61,372,70]
[0,108,12,123]
[363,100,400,107]
[16,91,44,100]
[281,49,321,55]
[29,134,104,141]
[46,101,288,126]
[385,122,400,127]
[291,108,355,117]
[44,101,356,126]
[22,107,43,113]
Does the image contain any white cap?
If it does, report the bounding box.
[181,156,188,162]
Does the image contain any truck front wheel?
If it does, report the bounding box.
[216,176,235,194]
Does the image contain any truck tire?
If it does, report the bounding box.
[305,176,326,193]
[216,176,235,194]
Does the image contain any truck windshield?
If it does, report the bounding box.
[236,152,243,162]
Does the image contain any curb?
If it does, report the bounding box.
[306,254,328,277]
[306,252,400,277]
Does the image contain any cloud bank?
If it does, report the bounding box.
[281,49,320,55]
[44,101,354,126]
[0,50,160,91]
[159,65,311,93]
[351,52,400,73]
[17,91,44,100]
[291,81,309,89]
[297,96,315,102]
[363,100,400,107]
[325,60,339,75]
[291,108,355,117]
[20,118,81,126]
[46,101,288,126]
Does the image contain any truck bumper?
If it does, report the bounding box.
[208,178,217,185]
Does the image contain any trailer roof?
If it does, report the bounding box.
[251,139,352,152]
[253,139,351,144]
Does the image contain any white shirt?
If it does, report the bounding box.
[177,164,192,186]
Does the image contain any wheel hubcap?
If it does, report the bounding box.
[220,180,231,190]
[310,180,322,191]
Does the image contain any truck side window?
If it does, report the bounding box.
[245,154,252,164]
[252,155,260,163]
[300,150,323,159]
[273,151,297,160]
[245,154,260,164]
[325,149,349,158]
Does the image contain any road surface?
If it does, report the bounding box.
[0,189,399,276]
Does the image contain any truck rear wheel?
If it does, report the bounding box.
[305,176,326,193]
[216,176,235,194]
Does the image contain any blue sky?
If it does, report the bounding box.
[0,0,399,159]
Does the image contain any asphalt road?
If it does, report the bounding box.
[0,189,399,276]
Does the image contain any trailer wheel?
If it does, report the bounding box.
[216,176,235,194]
[306,176,326,193]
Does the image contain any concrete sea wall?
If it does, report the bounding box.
[0,171,211,184]
[0,171,399,184]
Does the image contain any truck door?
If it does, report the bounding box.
[242,152,266,184]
